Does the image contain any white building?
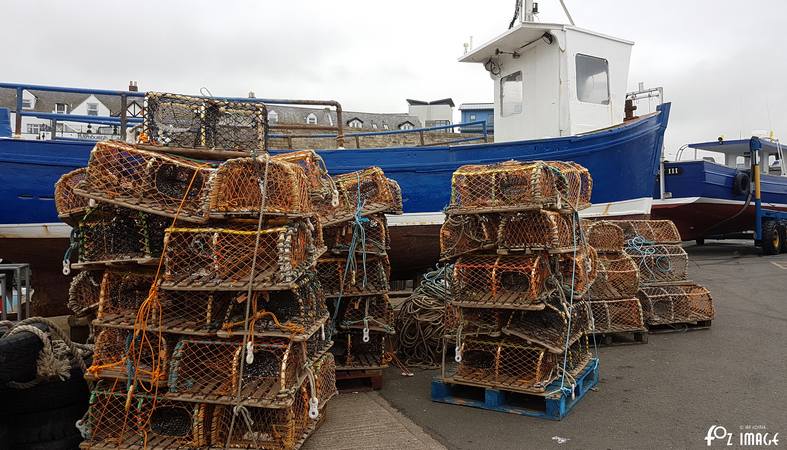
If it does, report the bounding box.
[406,98,454,129]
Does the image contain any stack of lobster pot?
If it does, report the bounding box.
[582,220,648,343]
[304,158,403,389]
[435,160,599,414]
[56,92,337,450]
[618,220,715,330]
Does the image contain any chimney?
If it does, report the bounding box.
[248,91,256,99]
[128,81,138,92]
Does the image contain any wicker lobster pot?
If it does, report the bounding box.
[447,160,593,213]
[67,270,103,316]
[324,213,389,255]
[87,327,170,385]
[616,219,682,244]
[329,294,393,330]
[554,246,598,297]
[637,283,715,325]
[316,255,391,297]
[331,328,388,369]
[582,219,625,253]
[452,254,550,309]
[54,167,90,223]
[439,214,500,259]
[498,210,581,253]
[587,252,640,299]
[142,92,268,153]
[162,221,319,290]
[625,244,689,283]
[588,298,647,333]
[73,207,168,265]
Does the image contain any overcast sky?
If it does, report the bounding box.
[5,0,787,157]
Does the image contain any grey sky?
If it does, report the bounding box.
[5,0,787,156]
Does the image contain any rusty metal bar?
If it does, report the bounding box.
[419,130,425,146]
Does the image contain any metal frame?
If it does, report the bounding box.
[750,137,787,245]
[0,263,31,321]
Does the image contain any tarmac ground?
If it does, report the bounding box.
[311,241,787,449]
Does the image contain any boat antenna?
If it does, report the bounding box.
[559,0,576,26]
[510,1,575,28]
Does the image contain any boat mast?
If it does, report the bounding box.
[514,0,576,26]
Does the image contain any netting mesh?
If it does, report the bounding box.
[637,283,715,325]
[167,333,330,407]
[141,92,268,152]
[587,252,639,299]
[324,213,389,255]
[451,335,591,392]
[330,294,393,330]
[625,244,689,283]
[96,271,154,323]
[452,254,549,309]
[75,207,168,264]
[439,214,500,259]
[498,210,581,253]
[163,222,317,290]
[325,168,402,224]
[554,246,598,297]
[68,270,103,315]
[616,219,682,244]
[316,255,390,297]
[582,220,625,253]
[448,160,593,213]
[588,299,646,333]
[271,150,338,218]
[55,167,90,220]
[88,327,169,385]
[500,300,590,353]
[331,329,387,368]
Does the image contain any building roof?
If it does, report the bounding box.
[267,104,421,130]
[406,98,455,107]
[459,102,494,111]
[0,87,140,116]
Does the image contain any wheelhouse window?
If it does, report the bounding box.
[500,71,523,117]
[575,54,610,105]
[86,102,99,116]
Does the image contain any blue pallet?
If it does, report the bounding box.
[431,358,599,420]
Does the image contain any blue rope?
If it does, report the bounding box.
[558,211,580,396]
[626,236,672,277]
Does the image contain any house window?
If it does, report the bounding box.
[372,123,378,129]
[399,122,414,130]
[22,98,33,110]
[383,124,389,130]
[87,103,99,116]
[55,103,68,114]
[469,114,477,121]
[26,124,40,134]
[575,54,610,105]
[348,119,363,129]
[306,113,318,125]
[268,110,278,124]
[500,71,523,117]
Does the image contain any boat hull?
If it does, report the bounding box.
[652,160,787,240]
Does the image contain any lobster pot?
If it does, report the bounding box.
[588,299,646,333]
[77,208,168,265]
[76,141,216,221]
[143,92,267,152]
[163,222,318,290]
[207,156,313,218]
[272,150,339,217]
[84,387,211,448]
[625,244,689,283]
[439,214,500,259]
[637,284,715,325]
[167,333,330,407]
[452,335,591,392]
[67,270,103,315]
[500,300,591,353]
[555,246,598,297]
[616,219,682,244]
[387,178,404,214]
[54,167,89,222]
[448,160,593,213]
[331,329,387,369]
[498,210,581,253]
[452,254,549,309]
[95,271,154,323]
[329,294,393,329]
[588,252,640,299]
[582,220,625,253]
[88,327,170,385]
[316,255,390,297]
[329,167,401,223]
[324,213,389,255]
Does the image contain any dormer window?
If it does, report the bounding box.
[399,122,414,130]
[22,99,33,110]
[348,118,363,129]
[306,113,318,125]
[372,123,378,129]
[500,71,523,117]
[87,103,99,116]
[383,124,389,130]
[575,54,610,105]
[268,110,278,124]
[55,103,68,114]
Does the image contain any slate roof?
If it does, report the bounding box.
[0,87,142,116]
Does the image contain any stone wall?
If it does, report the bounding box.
[269,129,492,150]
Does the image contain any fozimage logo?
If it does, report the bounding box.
[705,424,780,447]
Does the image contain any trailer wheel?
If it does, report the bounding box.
[780,222,787,253]
[761,220,781,255]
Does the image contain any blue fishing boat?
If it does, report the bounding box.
[0,2,670,310]
[652,138,787,242]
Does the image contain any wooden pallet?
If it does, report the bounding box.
[431,358,599,420]
[648,320,712,333]
[335,367,384,392]
[590,330,648,346]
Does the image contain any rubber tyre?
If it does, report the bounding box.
[761,220,781,255]
[14,433,82,450]
[8,403,86,445]
[695,238,705,246]
[779,223,787,253]
[1,366,89,415]
[732,171,751,195]
[0,323,47,385]
[0,422,9,450]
